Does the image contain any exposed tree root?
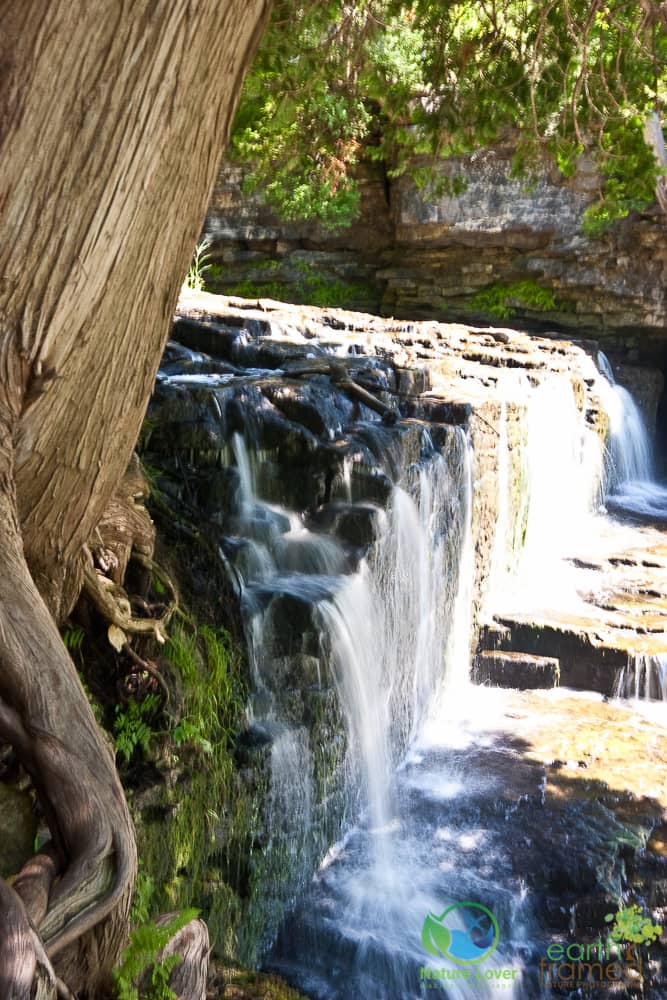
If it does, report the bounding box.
[122,642,171,708]
[0,440,137,995]
[155,915,209,1000]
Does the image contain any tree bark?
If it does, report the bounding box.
[0,1,272,995]
[154,915,210,1000]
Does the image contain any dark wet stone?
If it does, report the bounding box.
[308,502,383,547]
[261,383,352,438]
[172,316,240,360]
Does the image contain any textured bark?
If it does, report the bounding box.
[0,0,272,995]
[155,915,210,1000]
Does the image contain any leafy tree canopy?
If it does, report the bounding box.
[232,0,667,231]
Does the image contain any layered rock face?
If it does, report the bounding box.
[204,151,667,366]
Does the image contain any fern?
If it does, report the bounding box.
[62,625,85,651]
[114,695,161,764]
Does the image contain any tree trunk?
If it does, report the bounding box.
[0,1,272,995]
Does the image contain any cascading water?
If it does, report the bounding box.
[147,309,667,997]
[315,434,474,833]
[268,434,539,1000]
[598,351,667,521]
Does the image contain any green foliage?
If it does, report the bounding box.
[166,623,244,757]
[205,262,224,284]
[113,908,198,1000]
[184,238,212,292]
[62,625,85,651]
[604,904,663,945]
[132,621,250,955]
[172,716,213,755]
[114,694,161,765]
[131,871,157,927]
[471,280,557,320]
[234,1,667,231]
[227,260,375,308]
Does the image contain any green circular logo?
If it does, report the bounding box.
[421,901,500,965]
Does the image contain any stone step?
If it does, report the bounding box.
[473,649,560,689]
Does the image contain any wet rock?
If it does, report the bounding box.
[473,649,560,689]
[308,502,384,547]
[261,383,352,438]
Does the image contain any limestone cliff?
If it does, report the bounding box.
[203,150,667,368]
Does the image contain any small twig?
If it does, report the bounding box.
[123,643,171,708]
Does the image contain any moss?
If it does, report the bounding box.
[222,260,378,310]
[131,621,257,959]
[470,280,558,320]
[214,966,309,999]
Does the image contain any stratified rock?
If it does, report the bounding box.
[473,649,560,689]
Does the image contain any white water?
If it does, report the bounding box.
[319,432,474,831]
[598,351,667,520]
[484,401,510,615]
[225,355,666,997]
[483,363,667,707]
[614,653,667,702]
[229,425,476,845]
[486,374,605,615]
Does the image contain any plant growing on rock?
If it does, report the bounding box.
[184,238,213,293]
[233,1,667,231]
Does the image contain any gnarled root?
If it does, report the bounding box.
[0,458,137,996]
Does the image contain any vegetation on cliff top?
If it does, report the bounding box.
[233,0,667,231]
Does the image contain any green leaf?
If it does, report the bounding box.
[421,913,452,959]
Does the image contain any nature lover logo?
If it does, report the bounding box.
[419,901,520,987]
[421,902,500,965]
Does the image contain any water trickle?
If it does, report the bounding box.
[484,401,510,616]
[614,654,667,702]
[232,431,255,506]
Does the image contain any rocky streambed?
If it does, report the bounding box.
[138,291,666,997]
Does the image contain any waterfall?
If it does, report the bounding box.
[486,375,604,615]
[226,422,476,879]
[318,431,474,831]
[598,352,652,486]
[597,352,667,520]
[268,434,531,1000]
[521,378,602,570]
[484,401,510,616]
